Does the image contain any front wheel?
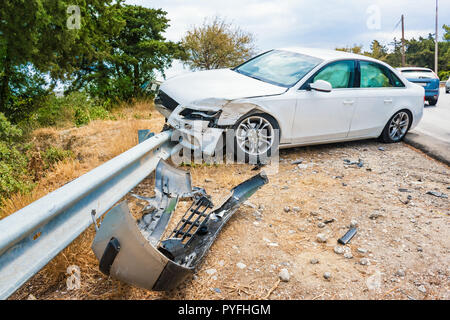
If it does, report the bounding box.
[232,113,279,163]
[380,110,411,143]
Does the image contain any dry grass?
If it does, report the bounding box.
[1,100,163,219]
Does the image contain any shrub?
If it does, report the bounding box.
[74,107,90,127]
[89,105,110,121]
[0,112,23,143]
[0,141,33,200]
[42,146,73,169]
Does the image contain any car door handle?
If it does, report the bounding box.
[343,100,354,105]
[384,99,393,103]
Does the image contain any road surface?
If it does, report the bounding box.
[405,87,450,165]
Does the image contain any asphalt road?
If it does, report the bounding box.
[405,87,450,165]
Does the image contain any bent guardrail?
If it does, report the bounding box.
[0,130,180,299]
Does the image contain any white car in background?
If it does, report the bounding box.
[446,77,450,94]
[155,48,425,159]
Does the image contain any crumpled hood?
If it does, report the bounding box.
[159,69,287,106]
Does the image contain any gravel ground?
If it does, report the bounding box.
[11,138,449,300]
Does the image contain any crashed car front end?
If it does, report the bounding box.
[156,93,236,155]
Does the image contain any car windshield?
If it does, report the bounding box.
[234,50,323,87]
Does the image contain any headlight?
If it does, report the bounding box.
[180,108,222,126]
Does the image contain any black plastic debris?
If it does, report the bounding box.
[338,228,357,245]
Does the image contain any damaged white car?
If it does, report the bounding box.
[155,48,425,159]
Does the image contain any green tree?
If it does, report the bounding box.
[369,40,388,60]
[71,5,183,101]
[0,0,122,121]
[335,45,364,55]
[182,17,256,70]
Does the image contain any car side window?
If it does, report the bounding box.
[311,60,355,89]
[360,61,403,88]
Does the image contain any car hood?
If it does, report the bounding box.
[159,69,287,106]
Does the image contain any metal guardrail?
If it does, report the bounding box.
[0,130,180,299]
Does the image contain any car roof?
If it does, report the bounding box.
[278,47,380,63]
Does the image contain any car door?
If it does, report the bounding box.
[348,60,406,138]
[292,60,357,143]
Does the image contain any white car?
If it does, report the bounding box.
[446,77,450,94]
[155,48,425,159]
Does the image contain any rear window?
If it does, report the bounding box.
[400,69,436,79]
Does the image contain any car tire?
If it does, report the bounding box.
[380,110,412,143]
[232,113,280,164]
[427,97,438,106]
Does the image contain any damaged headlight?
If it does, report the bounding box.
[180,108,222,126]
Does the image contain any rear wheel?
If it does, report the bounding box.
[232,113,279,163]
[380,110,411,143]
[427,97,438,106]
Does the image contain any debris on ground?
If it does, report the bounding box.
[343,159,364,168]
[426,191,448,198]
[338,228,357,245]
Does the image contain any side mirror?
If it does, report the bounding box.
[309,80,332,93]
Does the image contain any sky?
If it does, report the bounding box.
[125,0,450,79]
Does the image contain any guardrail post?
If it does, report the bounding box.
[138,130,155,144]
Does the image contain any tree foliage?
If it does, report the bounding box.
[336,25,450,79]
[182,17,256,70]
[69,4,183,101]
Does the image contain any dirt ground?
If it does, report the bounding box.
[9,115,449,300]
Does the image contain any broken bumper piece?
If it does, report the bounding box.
[92,159,268,291]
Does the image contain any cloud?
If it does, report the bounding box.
[126,0,449,78]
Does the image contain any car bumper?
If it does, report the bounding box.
[424,88,439,98]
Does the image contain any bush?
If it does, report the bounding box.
[0,112,23,143]
[73,107,89,127]
[89,105,110,121]
[438,70,450,81]
[42,146,73,169]
[0,141,33,200]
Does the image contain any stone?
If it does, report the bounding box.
[344,252,353,259]
[350,220,358,228]
[357,248,368,254]
[369,211,380,220]
[417,285,427,293]
[334,246,345,255]
[310,258,319,264]
[360,258,369,265]
[292,206,301,212]
[236,262,246,269]
[206,268,217,275]
[318,222,326,228]
[323,272,332,280]
[284,206,291,213]
[279,269,290,282]
[395,269,406,277]
[316,233,328,243]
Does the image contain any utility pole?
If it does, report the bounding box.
[401,14,406,67]
[435,0,439,75]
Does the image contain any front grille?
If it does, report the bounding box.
[155,90,179,111]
